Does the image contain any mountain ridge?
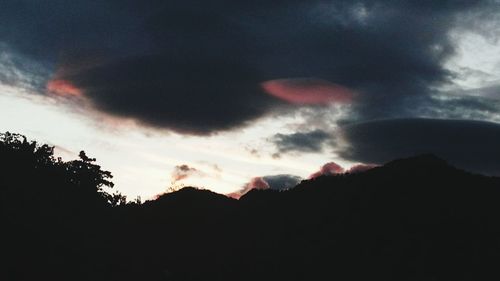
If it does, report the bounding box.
[2,136,500,281]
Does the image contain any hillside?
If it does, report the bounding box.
[2,134,500,281]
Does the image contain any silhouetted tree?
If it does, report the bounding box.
[0,131,124,207]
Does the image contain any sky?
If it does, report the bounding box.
[1,0,500,200]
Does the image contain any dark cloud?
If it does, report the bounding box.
[404,95,500,124]
[339,118,500,175]
[271,130,332,153]
[262,174,302,190]
[66,56,278,134]
[1,0,499,134]
[0,45,49,90]
[346,164,378,174]
[171,164,202,183]
[228,174,302,199]
[248,148,260,158]
[457,84,500,100]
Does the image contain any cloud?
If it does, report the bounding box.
[262,174,302,191]
[64,56,279,135]
[309,162,345,179]
[2,1,498,134]
[339,118,500,176]
[212,164,223,173]
[247,147,260,158]
[0,44,49,91]
[245,177,270,190]
[346,164,378,174]
[308,161,376,178]
[228,174,302,199]
[261,78,354,105]
[226,192,243,200]
[228,177,270,199]
[171,164,202,183]
[46,79,83,97]
[271,129,332,154]
[454,84,500,101]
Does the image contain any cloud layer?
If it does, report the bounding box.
[2,0,498,134]
[271,129,332,154]
[339,118,500,175]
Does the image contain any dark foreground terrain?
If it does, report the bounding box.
[2,132,500,281]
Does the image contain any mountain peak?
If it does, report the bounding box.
[383,154,452,171]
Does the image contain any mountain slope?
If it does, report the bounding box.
[3,148,500,281]
[124,155,500,281]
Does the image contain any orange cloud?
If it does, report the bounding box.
[261,78,354,105]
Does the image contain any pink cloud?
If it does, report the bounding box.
[171,164,202,183]
[226,192,243,200]
[46,79,83,97]
[245,177,270,190]
[346,164,378,174]
[227,177,270,199]
[46,55,107,99]
[309,162,345,179]
[261,78,355,105]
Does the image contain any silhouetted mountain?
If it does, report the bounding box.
[384,153,450,169]
[2,133,500,281]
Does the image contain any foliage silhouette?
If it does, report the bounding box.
[2,133,500,281]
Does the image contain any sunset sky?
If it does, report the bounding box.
[1,1,500,199]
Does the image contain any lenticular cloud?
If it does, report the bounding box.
[261,78,354,105]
